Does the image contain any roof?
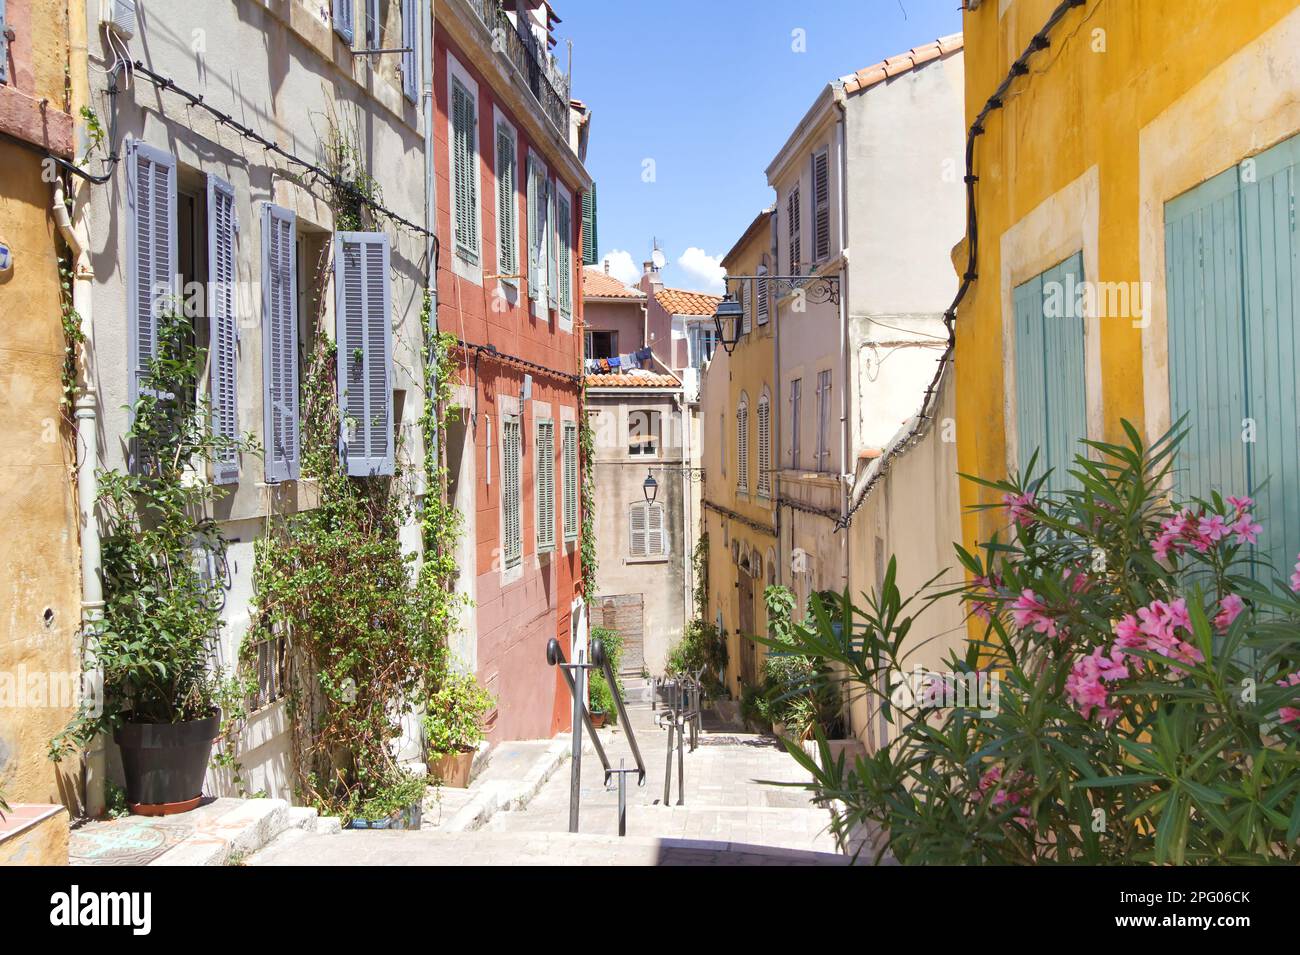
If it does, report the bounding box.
[723,208,774,268]
[585,371,680,388]
[655,287,722,316]
[840,33,963,96]
[583,266,644,299]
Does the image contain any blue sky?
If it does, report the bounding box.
[555,0,963,292]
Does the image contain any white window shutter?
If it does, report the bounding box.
[497,125,516,277]
[737,402,749,492]
[400,0,418,102]
[536,420,555,552]
[333,0,354,44]
[757,394,770,498]
[647,504,665,557]
[526,157,540,299]
[629,503,647,557]
[127,140,177,423]
[262,204,300,482]
[813,150,831,262]
[335,232,394,477]
[207,174,239,484]
[741,278,751,334]
[503,418,522,568]
[562,422,578,542]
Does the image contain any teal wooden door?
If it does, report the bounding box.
[1166,132,1300,585]
[1014,252,1088,489]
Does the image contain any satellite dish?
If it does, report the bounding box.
[650,248,667,270]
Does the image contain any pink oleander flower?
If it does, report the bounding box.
[1063,566,1092,594]
[1010,589,1058,639]
[1290,553,1300,593]
[1003,491,1037,528]
[1226,495,1254,515]
[1066,646,1129,724]
[1114,614,1144,651]
[1214,593,1245,632]
[1119,597,1204,675]
[1277,671,1300,727]
[973,766,1035,827]
[1230,514,1262,546]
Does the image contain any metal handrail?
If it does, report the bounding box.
[546,639,611,780]
[591,638,646,785]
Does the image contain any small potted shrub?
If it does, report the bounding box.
[588,627,624,727]
[51,310,253,815]
[424,670,493,788]
[588,672,613,728]
[346,772,428,829]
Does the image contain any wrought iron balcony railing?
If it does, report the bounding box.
[465,0,572,136]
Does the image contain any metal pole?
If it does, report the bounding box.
[570,651,584,833]
[676,710,686,806]
[618,758,627,837]
[663,716,674,805]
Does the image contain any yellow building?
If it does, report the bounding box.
[700,209,777,694]
[956,0,1300,583]
[0,0,84,836]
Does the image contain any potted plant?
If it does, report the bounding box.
[423,670,493,788]
[51,310,253,815]
[345,772,428,829]
[588,626,624,727]
[587,672,612,728]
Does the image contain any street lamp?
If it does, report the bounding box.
[712,293,743,355]
[642,471,658,504]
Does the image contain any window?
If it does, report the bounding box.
[737,396,749,493]
[333,0,354,44]
[262,203,300,482]
[692,325,718,368]
[740,276,751,335]
[127,141,177,427]
[207,175,239,484]
[364,0,379,47]
[495,121,518,280]
[547,180,559,311]
[815,369,832,471]
[400,0,418,102]
[628,409,661,456]
[562,421,579,542]
[756,260,769,325]
[1013,252,1087,492]
[526,155,547,301]
[757,392,771,498]
[335,232,394,477]
[536,419,556,553]
[790,377,802,468]
[1165,132,1300,584]
[787,186,801,276]
[557,190,573,317]
[629,502,667,558]
[582,183,599,266]
[450,75,479,264]
[585,330,617,359]
[812,149,831,263]
[502,417,522,569]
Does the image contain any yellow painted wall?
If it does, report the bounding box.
[955,0,1300,549]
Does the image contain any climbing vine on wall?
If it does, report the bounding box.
[579,393,598,600]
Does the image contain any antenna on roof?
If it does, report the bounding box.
[650,239,666,272]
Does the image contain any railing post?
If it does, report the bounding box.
[570,648,584,833]
[618,758,627,837]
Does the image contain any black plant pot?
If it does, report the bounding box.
[114,711,220,814]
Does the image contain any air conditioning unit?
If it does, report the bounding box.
[101,0,137,40]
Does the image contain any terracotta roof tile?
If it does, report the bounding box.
[655,287,722,316]
[585,372,680,388]
[583,266,644,299]
[841,33,963,96]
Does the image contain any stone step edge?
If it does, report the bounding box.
[149,799,337,866]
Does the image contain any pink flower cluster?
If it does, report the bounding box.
[1153,497,1261,562]
[973,765,1035,827]
[1011,589,1058,639]
[1279,671,1300,727]
[969,574,1003,621]
[1003,491,1037,529]
[1065,645,1130,724]
[1291,553,1300,593]
[1114,598,1205,674]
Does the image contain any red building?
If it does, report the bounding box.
[433,0,591,741]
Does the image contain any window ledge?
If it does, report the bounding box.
[625,556,669,565]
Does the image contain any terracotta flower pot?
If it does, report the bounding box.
[590,710,607,729]
[429,749,474,788]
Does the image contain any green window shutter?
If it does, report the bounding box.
[546,180,558,309]
[581,183,598,266]
[335,232,394,477]
[207,175,239,484]
[496,125,516,277]
[503,418,522,568]
[1013,251,1087,489]
[452,79,479,263]
[536,420,555,552]
[261,204,300,482]
[562,421,578,542]
[558,194,572,316]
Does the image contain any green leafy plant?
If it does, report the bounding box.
[0,780,9,820]
[692,532,709,616]
[667,618,728,696]
[588,626,623,723]
[752,586,840,741]
[423,670,494,756]
[770,423,1300,864]
[355,771,426,822]
[51,308,255,759]
[579,404,598,599]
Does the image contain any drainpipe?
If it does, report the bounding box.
[833,95,850,583]
[675,390,693,640]
[423,1,438,324]
[53,176,104,818]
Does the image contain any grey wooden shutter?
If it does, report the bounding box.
[333,0,354,44]
[788,187,801,276]
[127,141,177,418]
[629,503,647,557]
[562,421,578,542]
[401,0,418,102]
[496,125,517,277]
[536,419,555,552]
[546,179,558,309]
[452,79,479,263]
[757,259,769,325]
[207,174,239,484]
[647,504,666,557]
[335,232,394,477]
[737,401,748,492]
[365,0,379,47]
[813,150,831,263]
[757,394,770,497]
[816,369,831,469]
[526,157,540,299]
[558,194,572,316]
[503,417,522,568]
[741,277,751,334]
[261,204,300,482]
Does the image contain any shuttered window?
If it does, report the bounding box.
[581,183,598,266]
[815,369,832,470]
[451,77,479,264]
[790,377,802,468]
[757,393,771,498]
[333,0,354,44]
[1166,132,1300,586]
[787,187,801,276]
[536,419,556,553]
[335,232,394,477]
[562,421,579,542]
[503,417,522,569]
[526,156,543,300]
[629,502,667,558]
[757,259,769,325]
[127,141,177,424]
[365,0,379,48]
[207,175,239,484]
[557,193,573,317]
[400,0,418,102]
[740,277,751,335]
[546,180,558,310]
[737,398,749,493]
[261,204,300,482]
[496,123,518,279]
[1013,251,1087,490]
[812,149,831,263]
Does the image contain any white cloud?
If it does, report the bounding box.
[600,249,641,288]
[676,247,725,294]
